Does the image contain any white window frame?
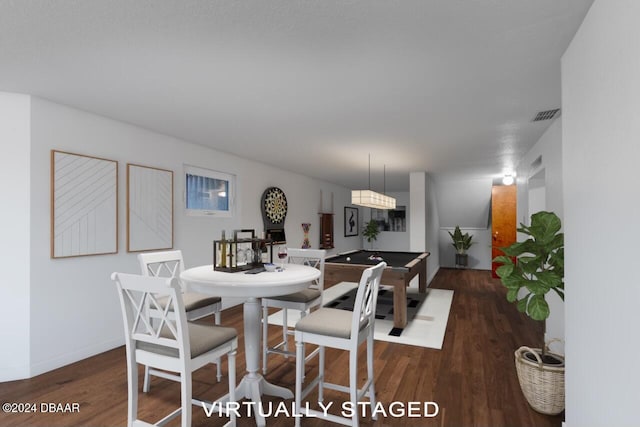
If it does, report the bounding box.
[184,165,235,217]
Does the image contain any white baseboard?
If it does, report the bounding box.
[0,363,31,382]
[29,337,123,378]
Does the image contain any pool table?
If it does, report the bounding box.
[324,250,430,329]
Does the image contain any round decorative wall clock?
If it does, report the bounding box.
[262,187,288,224]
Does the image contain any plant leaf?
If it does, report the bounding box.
[527,294,550,320]
[545,233,564,252]
[517,255,544,274]
[498,210,563,321]
[492,255,514,265]
[496,264,514,278]
[517,295,529,313]
[549,247,564,274]
[500,273,526,290]
[534,271,563,290]
[501,240,536,257]
[530,211,562,245]
[524,278,547,295]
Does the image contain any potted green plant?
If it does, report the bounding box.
[493,210,565,415]
[362,220,380,248]
[448,225,474,266]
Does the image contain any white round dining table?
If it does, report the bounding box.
[180,263,321,426]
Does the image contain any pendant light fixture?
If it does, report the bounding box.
[351,154,396,210]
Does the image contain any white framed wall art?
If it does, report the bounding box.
[51,150,118,258]
[127,163,173,252]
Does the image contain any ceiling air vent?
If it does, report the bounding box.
[532,109,560,122]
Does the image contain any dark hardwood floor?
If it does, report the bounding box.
[0,268,563,427]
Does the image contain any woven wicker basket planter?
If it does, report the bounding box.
[514,346,565,415]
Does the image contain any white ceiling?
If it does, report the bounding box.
[0,0,593,191]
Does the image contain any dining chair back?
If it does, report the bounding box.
[138,250,224,388]
[138,250,223,321]
[261,248,326,373]
[111,272,237,427]
[293,261,386,427]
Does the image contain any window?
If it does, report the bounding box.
[184,165,235,217]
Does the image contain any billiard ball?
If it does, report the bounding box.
[346,257,351,262]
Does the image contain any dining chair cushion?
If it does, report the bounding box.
[138,323,237,358]
[295,307,361,339]
[272,288,321,304]
[156,292,222,312]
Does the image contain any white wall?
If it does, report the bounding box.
[0,92,31,380]
[13,96,360,379]
[434,177,492,229]
[516,118,564,223]
[562,1,639,425]
[425,174,440,282]
[408,172,431,286]
[433,176,492,270]
[407,172,440,285]
[409,172,427,254]
[515,118,564,353]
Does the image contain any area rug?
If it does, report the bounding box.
[266,282,454,349]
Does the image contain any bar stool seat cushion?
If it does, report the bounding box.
[138,323,237,358]
[156,292,222,312]
[295,307,360,339]
[272,289,321,304]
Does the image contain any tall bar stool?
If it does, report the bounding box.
[261,248,325,373]
[112,272,237,427]
[294,262,386,427]
[138,250,224,388]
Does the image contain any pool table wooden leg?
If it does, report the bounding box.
[393,283,408,329]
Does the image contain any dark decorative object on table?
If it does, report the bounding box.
[213,229,273,272]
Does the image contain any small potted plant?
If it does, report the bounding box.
[362,220,380,249]
[493,210,565,415]
[448,225,474,266]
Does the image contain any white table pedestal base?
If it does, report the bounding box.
[181,265,320,426]
[235,297,294,426]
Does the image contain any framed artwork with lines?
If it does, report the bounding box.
[51,150,118,258]
[127,163,173,252]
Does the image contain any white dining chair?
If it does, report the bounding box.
[261,248,326,374]
[111,272,237,427]
[138,250,224,389]
[293,261,386,427]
